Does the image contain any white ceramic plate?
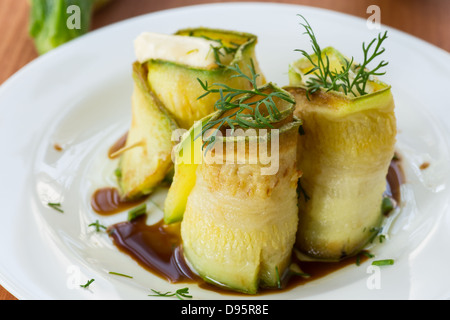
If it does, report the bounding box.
[1,3,450,300]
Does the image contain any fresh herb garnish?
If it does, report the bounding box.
[80,279,95,288]
[48,202,64,213]
[356,251,375,266]
[289,263,311,278]
[381,196,395,215]
[114,168,122,179]
[356,251,394,266]
[88,220,107,232]
[200,35,240,66]
[369,226,382,234]
[275,266,282,289]
[127,203,147,222]
[197,60,294,151]
[296,14,388,98]
[368,226,382,244]
[372,259,394,266]
[108,271,133,278]
[149,287,193,300]
[291,270,311,278]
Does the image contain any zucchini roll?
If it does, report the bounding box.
[134,28,265,129]
[165,83,302,294]
[117,28,265,200]
[285,47,397,260]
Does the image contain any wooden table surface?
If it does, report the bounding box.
[0,0,448,300]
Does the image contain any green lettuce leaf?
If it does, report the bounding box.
[29,0,107,55]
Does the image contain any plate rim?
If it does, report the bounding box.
[1,2,450,300]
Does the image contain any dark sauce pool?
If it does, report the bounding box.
[91,187,148,216]
[106,214,372,296]
[107,217,197,283]
[93,135,404,295]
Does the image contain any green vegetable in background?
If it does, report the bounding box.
[29,0,111,55]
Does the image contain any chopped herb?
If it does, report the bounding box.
[289,263,311,278]
[369,226,382,233]
[293,271,311,278]
[48,202,63,213]
[275,266,282,289]
[114,168,122,179]
[356,251,375,266]
[372,259,394,266]
[379,234,386,243]
[127,203,147,222]
[88,220,107,232]
[381,196,395,215]
[149,287,192,300]
[369,226,382,243]
[200,35,240,66]
[108,271,133,278]
[80,279,95,288]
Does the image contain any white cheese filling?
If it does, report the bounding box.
[134,32,233,69]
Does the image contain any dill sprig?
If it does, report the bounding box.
[149,287,193,300]
[356,251,375,266]
[48,202,64,213]
[80,279,95,289]
[88,220,107,232]
[108,271,133,278]
[197,60,294,151]
[296,14,388,98]
[372,259,394,266]
[200,35,240,66]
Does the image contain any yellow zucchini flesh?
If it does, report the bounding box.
[117,62,177,200]
[285,47,397,260]
[166,83,302,293]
